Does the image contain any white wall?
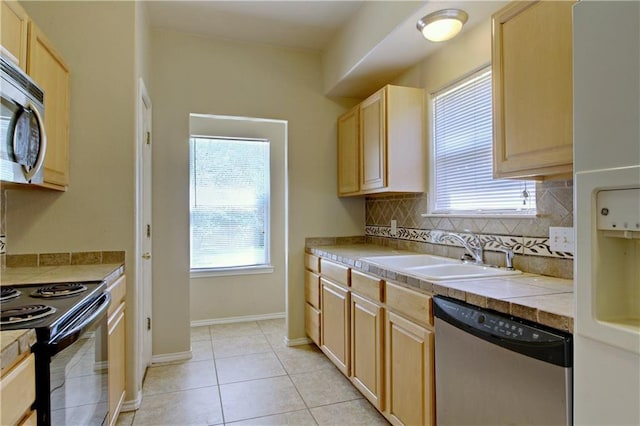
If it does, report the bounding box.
[8,0,141,403]
[150,29,364,355]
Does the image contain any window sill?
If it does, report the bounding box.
[422,212,539,220]
[191,265,274,278]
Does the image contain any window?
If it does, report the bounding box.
[189,137,270,270]
[431,68,536,215]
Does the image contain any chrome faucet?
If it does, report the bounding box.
[495,247,515,270]
[438,230,484,264]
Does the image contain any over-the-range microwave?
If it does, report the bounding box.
[1,54,46,185]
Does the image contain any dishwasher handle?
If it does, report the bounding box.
[433,296,572,367]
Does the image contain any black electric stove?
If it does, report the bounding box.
[0,281,111,426]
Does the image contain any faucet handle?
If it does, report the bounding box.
[494,247,515,270]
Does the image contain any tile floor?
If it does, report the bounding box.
[116,319,390,426]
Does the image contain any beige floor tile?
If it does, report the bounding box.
[143,359,216,395]
[115,410,134,426]
[220,376,306,422]
[290,367,362,408]
[257,318,286,334]
[133,386,223,425]
[212,334,272,359]
[310,399,389,426]
[191,326,212,342]
[216,351,286,384]
[228,409,318,426]
[263,331,287,349]
[190,339,214,362]
[209,321,263,340]
[275,344,334,375]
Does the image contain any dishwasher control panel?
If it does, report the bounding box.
[433,296,563,343]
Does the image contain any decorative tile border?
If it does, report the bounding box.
[0,234,5,255]
[365,226,573,259]
[6,251,126,268]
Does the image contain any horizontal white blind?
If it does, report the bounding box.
[432,69,535,214]
[189,137,270,269]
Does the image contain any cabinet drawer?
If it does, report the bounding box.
[1,353,35,426]
[305,303,321,346]
[385,282,433,328]
[351,270,383,302]
[305,253,320,272]
[305,270,321,309]
[106,275,126,317]
[320,259,349,287]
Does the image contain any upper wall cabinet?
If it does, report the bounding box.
[337,85,425,197]
[0,0,29,70]
[492,0,574,180]
[27,22,71,190]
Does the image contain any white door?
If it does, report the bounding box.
[138,79,153,384]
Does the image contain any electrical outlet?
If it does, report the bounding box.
[549,227,574,253]
[390,219,397,236]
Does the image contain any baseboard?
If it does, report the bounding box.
[120,390,142,412]
[191,311,285,327]
[150,350,193,365]
[285,336,312,346]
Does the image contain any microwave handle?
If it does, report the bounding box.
[22,102,47,181]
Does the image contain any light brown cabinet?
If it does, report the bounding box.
[305,254,436,425]
[350,292,384,410]
[385,311,434,426]
[107,275,126,426]
[492,0,574,180]
[320,277,350,376]
[0,351,36,425]
[337,85,425,196]
[0,0,29,70]
[304,254,321,345]
[27,22,71,190]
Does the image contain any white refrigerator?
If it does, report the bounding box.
[573,1,640,425]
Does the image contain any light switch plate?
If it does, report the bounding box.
[549,227,574,253]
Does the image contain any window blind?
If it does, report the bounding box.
[189,137,270,269]
[432,69,535,214]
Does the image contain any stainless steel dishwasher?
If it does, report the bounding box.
[433,296,572,426]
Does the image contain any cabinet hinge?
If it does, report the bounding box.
[146,131,151,145]
[147,317,151,330]
[146,224,151,238]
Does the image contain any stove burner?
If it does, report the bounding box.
[0,287,21,302]
[1,304,57,325]
[31,283,88,298]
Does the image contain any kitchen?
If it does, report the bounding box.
[1,1,639,425]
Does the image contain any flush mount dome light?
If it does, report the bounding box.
[417,9,468,42]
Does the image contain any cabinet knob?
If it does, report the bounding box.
[142,252,151,260]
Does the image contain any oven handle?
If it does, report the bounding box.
[48,292,111,355]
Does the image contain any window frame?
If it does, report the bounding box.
[427,66,537,217]
[188,135,273,275]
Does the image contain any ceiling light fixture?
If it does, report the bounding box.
[416,9,468,42]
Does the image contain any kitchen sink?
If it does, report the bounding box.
[360,254,460,270]
[405,263,522,280]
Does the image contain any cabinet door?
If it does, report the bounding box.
[493,0,574,179]
[337,106,360,196]
[385,311,434,426]
[360,89,386,191]
[108,303,126,426]
[351,293,384,410]
[320,278,350,375]
[0,0,29,69]
[27,23,71,190]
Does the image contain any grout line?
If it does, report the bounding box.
[209,326,227,425]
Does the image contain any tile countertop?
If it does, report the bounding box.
[1,263,125,372]
[307,244,574,333]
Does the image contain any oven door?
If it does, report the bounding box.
[37,293,111,426]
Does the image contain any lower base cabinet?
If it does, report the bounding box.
[0,352,36,425]
[320,278,350,376]
[107,275,126,426]
[385,311,435,426]
[350,293,384,410]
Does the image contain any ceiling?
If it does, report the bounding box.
[145,1,506,97]
[146,1,365,51]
